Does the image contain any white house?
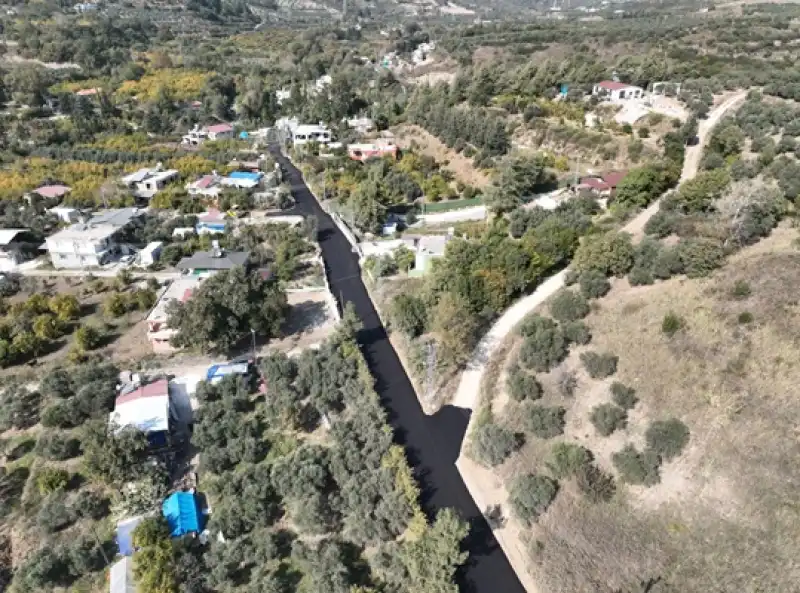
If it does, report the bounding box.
[146,277,203,352]
[45,223,119,269]
[48,206,81,224]
[139,242,163,267]
[0,229,37,271]
[121,166,179,199]
[592,81,645,101]
[292,124,333,146]
[181,123,235,146]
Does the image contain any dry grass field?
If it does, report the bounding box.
[488,224,800,592]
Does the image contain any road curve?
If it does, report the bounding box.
[452,90,748,412]
[270,148,526,593]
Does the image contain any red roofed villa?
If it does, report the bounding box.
[592,80,644,101]
[577,170,629,198]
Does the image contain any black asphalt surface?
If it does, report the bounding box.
[271,148,526,593]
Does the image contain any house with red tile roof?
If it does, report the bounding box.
[592,80,644,101]
[109,378,175,447]
[577,170,629,197]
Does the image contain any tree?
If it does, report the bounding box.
[431,293,479,367]
[579,269,611,299]
[509,473,558,525]
[613,166,666,210]
[49,294,80,322]
[506,365,542,401]
[167,266,288,353]
[470,422,520,467]
[670,169,730,213]
[133,517,178,593]
[485,154,555,214]
[75,325,102,351]
[612,444,661,486]
[389,293,427,339]
[590,404,628,436]
[610,382,638,410]
[645,419,690,460]
[392,508,468,593]
[548,289,590,322]
[547,443,592,478]
[522,403,565,438]
[83,422,151,485]
[580,351,619,378]
[517,315,567,372]
[573,232,635,277]
[103,292,128,318]
[676,237,725,278]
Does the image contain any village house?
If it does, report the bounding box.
[48,206,81,224]
[176,245,250,276]
[360,233,451,276]
[44,208,142,269]
[347,140,398,162]
[592,80,645,101]
[292,124,333,146]
[121,165,179,199]
[146,276,203,352]
[187,171,264,202]
[0,229,40,271]
[577,170,629,198]
[181,123,235,146]
[109,379,177,448]
[195,210,232,235]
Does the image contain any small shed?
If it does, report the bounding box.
[162,492,204,537]
[139,242,163,266]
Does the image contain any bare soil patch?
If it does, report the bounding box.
[392,124,491,188]
[476,224,800,592]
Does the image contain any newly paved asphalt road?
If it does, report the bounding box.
[272,148,526,593]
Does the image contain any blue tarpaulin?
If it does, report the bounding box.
[162,492,203,537]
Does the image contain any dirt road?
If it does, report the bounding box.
[449,90,749,593]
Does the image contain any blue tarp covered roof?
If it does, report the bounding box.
[162,492,203,537]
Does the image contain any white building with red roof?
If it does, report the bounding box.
[109,378,175,447]
[592,80,644,101]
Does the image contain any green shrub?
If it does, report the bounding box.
[470,422,521,467]
[578,270,611,299]
[549,290,590,322]
[677,238,725,278]
[75,325,103,351]
[590,404,628,436]
[35,431,81,461]
[562,321,591,345]
[522,404,566,439]
[36,492,76,533]
[547,443,592,478]
[612,444,661,486]
[610,382,638,409]
[730,280,751,299]
[661,312,684,337]
[738,311,754,324]
[517,315,567,372]
[643,210,678,238]
[645,418,690,461]
[573,232,635,277]
[628,265,655,286]
[509,473,559,525]
[652,248,684,279]
[580,351,618,378]
[563,269,579,286]
[506,366,542,401]
[36,467,70,495]
[576,464,616,502]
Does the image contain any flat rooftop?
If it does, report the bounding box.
[147,276,204,323]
